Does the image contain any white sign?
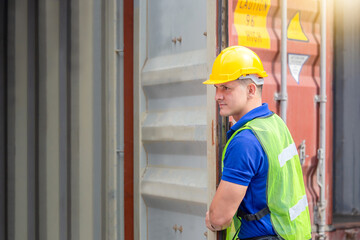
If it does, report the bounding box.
[288,54,309,84]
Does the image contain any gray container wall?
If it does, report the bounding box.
[133,0,218,239]
[117,0,125,239]
[0,0,7,239]
[333,0,360,217]
[3,0,119,239]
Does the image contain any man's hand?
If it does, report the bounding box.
[205,211,216,232]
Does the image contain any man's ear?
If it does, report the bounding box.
[247,83,257,98]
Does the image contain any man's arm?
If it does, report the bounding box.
[206,180,247,231]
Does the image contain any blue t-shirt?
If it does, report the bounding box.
[221,103,276,239]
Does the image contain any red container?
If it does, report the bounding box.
[228,0,334,238]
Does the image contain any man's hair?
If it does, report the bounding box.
[238,78,263,96]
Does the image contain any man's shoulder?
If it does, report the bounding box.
[232,128,258,141]
[224,128,267,176]
[227,129,261,152]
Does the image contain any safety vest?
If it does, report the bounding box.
[223,113,312,240]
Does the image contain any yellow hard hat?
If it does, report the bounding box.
[203,46,268,85]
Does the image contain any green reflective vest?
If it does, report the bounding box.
[223,113,312,240]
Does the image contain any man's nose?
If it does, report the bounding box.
[215,89,223,101]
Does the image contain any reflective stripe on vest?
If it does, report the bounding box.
[278,143,298,167]
[222,113,312,240]
[289,195,308,221]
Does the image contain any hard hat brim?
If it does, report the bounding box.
[203,72,268,85]
[203,78,234,85]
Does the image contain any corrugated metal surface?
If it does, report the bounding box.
[5,0,360,239]
[333,0,360,217]
[123,0,134,239]
[134,0,217,239]
[228,0,334,236]
[58,0,70,238]
[329,228,360,240]
[4,0,118,239]
[117,0,125,239]
[38,0,61,239]
[105,0,118,239]
[0,1,7,239]
[7,1,32,239]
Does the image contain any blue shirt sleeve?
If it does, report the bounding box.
[221,129,264,186]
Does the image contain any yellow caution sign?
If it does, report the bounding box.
[234,0,271,49]
[287,12,309,42]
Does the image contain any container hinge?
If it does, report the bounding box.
[115,49,124,54]
[314,95,327,103]
[313,205,319,225]
[299,140,308,166]
[116,145,125,157]
[317,148,325,162]
[274,92,288,101]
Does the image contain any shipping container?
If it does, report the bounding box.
[228,0,333,238]
[1,0,119,239]
[132,0,360,239]
[331,0,360,238]
[1,0,360,240]
[133,0,217,239]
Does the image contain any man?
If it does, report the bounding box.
[203,46,311,240]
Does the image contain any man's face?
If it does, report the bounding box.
[214,80,248,121]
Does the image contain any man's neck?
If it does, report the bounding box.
[233,100,262,122]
